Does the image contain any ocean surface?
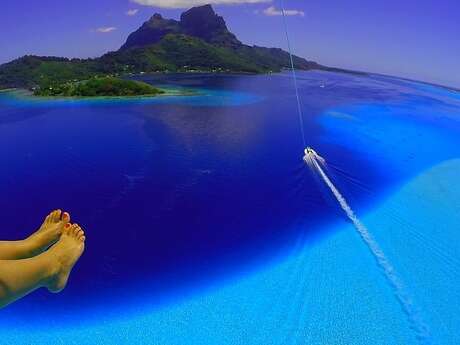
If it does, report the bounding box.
[0,71,459,344]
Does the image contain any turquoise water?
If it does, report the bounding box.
[0,71,459,344]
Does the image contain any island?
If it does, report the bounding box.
[33,77,164,97]
[0,4,361,97]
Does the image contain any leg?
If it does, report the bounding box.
[0,251,56,308]
[0,210,70,260]
[0,224,85,309]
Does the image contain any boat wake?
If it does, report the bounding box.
[304,148,431,344]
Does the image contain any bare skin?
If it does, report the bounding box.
[0,210,70,260]
[0,223,85,309]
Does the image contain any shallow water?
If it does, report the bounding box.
[0,71,459,344]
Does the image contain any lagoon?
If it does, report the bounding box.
[1,71,459,344]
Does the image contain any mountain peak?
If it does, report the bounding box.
[121,5,241,50]
[150,13,164,21]
[121,12,180,50]
[179,4,241,47]
[181,4,216,18]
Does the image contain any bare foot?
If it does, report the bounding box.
[46,223,86,293]
[27,210,70,254]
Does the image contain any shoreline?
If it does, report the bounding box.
[2,69,458,101]
[0,88,17,93]
[0,87,200,101]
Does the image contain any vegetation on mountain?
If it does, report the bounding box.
[0,56,97,90]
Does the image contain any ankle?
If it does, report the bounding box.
[40,250,62,288]
[22,236,43,257]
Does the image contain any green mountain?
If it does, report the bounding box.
[0,4,333,91]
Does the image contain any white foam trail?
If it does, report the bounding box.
[306,151,431,344]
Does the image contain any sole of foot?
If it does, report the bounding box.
[46,223,86,293]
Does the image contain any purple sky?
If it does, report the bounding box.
[1,0,459,88]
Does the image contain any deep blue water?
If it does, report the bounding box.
[1,71,459,344]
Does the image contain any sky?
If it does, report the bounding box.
[0,0,459,88]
